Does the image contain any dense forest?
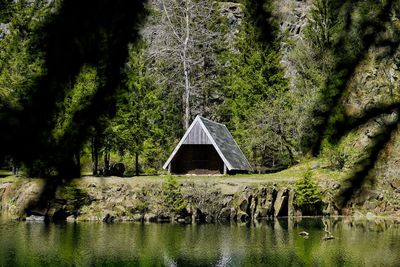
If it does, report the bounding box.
[0,0,399,187]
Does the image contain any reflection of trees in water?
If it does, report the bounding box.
[322,218,334,240]
[0,219,400,266]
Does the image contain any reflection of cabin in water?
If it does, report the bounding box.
[163,116,252,175]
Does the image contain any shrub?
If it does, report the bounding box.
[295,169,322,207]
[162,176,186,214]
[322,132,366,170]
[59,183,91,211]
[325,146,349,170]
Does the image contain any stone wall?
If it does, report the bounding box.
[1,177,398,223]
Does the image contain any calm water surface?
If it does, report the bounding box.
[0,217,399,266]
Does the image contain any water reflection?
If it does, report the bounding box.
[0,217,399,266]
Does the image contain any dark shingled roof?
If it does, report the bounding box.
[163,116,252,171]
[199,117,251,170]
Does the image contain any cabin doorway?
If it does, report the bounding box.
[170,145,224,174]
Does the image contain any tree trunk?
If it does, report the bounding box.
[183,53,190,130]
[92,135,99,176]
[158,0,218,130]
[75,149,81,176]
[135,152,139,176]
[104,136,110,176]
[182,0,191,130]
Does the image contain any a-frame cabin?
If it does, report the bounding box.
[163,116,252,175]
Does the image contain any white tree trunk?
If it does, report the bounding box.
[182,0,191,129]
[147,0,220,129]
[183,51,191,129]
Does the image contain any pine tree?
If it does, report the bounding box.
[215,2,290,171]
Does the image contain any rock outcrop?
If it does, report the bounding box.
[1,176,399,223]
[0,23,9,39]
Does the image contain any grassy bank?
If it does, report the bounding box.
[0,160,348,185]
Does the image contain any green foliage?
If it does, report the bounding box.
[132,189,149,214]
[244,98,296,171]
[0,0,51,109]
[322,129,371,171]
[294,169,322,207]
[286,0,343,155]
[53,65,99,141]
[0,0,14,22]
[109,40,175,174]
[292,0,400,158]
[215,7,290,170]
[58,183,91,211]
[324,146,349,171]
[2,0,398,179]
[162,176,186,214]
[304,0,341,51]
[218,24,287,118]
[111,42,151,153]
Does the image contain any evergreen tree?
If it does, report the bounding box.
[216,1,290,171]
[0,0,52,173]
[0,0,50,109]
[1,0,147,177]
[110,42,164,175]
[0,0,15,25]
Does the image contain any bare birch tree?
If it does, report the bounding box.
[143,0,221,129]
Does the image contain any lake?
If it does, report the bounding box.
[0,217,399,266]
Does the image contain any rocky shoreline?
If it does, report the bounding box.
[1,176,399,223]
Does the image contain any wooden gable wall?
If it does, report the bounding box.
[183,121,211,145]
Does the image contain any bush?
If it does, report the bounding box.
[322,132,365,171]
[325,146,349,170]
[142,167,158,175]
[162,176,186,214]
[295,169,322,207]
[58,183,91,211]
[109,162,125,176]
